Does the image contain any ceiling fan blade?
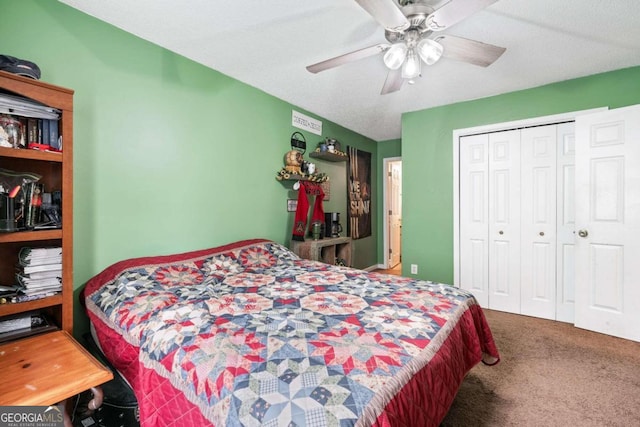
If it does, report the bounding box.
[354,0,410,32]
[381,69,404,95]
[436,34,506,67]
[427,0,497,31]
[307,44,389,73]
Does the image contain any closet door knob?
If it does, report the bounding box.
[539,231,545,236]
[498,230,504,235]
[578,229,589,238]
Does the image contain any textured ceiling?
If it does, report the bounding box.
[59,0,640,141]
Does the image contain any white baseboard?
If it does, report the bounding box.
[363,264,385,272]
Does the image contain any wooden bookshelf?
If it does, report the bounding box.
[0,70,73,334]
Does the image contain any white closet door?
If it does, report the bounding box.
[488,130,521,313]
[556,122,576,323]
[459,134,489,306]
[575,105,640,342]
[520,125,557,319]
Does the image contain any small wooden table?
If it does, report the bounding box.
[290,236,352,266]
[0,330,113,423]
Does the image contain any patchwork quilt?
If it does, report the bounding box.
[85,239,499,427]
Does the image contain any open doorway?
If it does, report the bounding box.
[383,157,402,270]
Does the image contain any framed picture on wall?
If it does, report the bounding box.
[287,199,298,212]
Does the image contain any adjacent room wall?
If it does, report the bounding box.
[375,139,402,267]
[402,66,640,284]
[1,0,380,336]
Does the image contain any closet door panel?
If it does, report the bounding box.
[575,105,640,342]
[521,125,557,319]
[459,134,489,306]
[556,122,576,322]
[488,130,520,313]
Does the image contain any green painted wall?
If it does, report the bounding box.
[402,66,640,283]
[1,0,380,336]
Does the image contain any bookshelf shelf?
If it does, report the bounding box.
[0,146,63,162]
[0,294,63,317]
[0,229,62,243]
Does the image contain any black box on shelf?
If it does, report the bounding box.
[0,193,15,232]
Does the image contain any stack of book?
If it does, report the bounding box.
[0,92,62,151]
[15,246,62,300]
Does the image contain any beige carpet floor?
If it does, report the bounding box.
[441,309,640,427]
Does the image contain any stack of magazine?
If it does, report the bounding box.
[15,246,62,299]
[0,311,57,343]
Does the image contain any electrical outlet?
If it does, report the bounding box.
[410,264,418,274]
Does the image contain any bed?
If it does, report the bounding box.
[84,239,499,427]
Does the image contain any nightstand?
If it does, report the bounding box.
[0,330,113,425]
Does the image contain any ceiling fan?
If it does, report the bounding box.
[306,0,506,94]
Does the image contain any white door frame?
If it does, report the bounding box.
[383,156,402,269]
[453,108,607,288]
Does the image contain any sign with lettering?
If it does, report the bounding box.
[292,110,322,135]
[347,146,372,239]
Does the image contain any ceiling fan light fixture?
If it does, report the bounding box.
[417,38,444,65]
[383,43,407,70]
[402,48,421,79]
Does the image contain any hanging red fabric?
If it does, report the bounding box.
[291,182,325,241]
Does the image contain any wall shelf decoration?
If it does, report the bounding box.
[310,150,348,162]
[275,169,328,183]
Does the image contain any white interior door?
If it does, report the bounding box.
[387,161,402,268]
[488,130,521,313]
[574,105,640,342]
[556,122,576,323]
[459,134,489,306]
[520,125,558,319]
